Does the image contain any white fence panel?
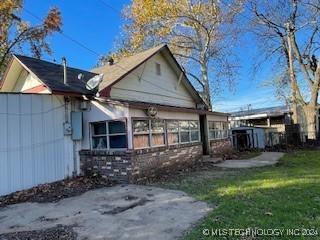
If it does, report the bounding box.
[0,94,74,196]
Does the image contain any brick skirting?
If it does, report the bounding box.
[79,142,203,183]
[209,138,232,157]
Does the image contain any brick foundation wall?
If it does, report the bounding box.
[79,150,133,183]
[131,143,203,182]
[209,138,232,157]
[79,142,203,183]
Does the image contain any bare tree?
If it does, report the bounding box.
[248,0,320,138]
[104,0,244,109]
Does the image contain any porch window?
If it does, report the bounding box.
[190,121,200,142]
[208,121,229,139]
[151,119,165,146]
[133,120,150,149]
[133,119,200,149]
[179,121,190,143]
[91,121,127,150]
[179,120,200,143]
[167,121,179,144]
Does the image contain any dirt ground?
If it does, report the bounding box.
[0,177,114,208]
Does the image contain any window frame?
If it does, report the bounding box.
[132,118,167,149]
[90,119,128,150]
[208,120,229,140]
[132,118,201,149]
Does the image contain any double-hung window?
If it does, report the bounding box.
[91,121,127,150]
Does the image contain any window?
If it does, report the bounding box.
[179,120,200,143]
[208,121,228,140]
[151,119,165,146]
[167,121,179,144]
[133,119,200,149]
[133,119,166,148]
[179,121,190,143]
[155,63,161,76]
[91,121,127,150]
[133,120,150,149]
[190,121,200,142]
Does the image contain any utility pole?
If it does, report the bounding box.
[285,21,298,124]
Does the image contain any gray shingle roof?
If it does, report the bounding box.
[15,55,98,96]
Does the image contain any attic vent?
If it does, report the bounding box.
[155,63,161,76]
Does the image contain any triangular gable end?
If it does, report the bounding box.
[0,56,51,94]
[95,45,205,109]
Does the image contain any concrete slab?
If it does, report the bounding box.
[214,152,284,169]
[0,185,211,240]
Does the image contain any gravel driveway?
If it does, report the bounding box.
[0,185,211,240]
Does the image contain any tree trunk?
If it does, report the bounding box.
[302,104,317,140]
[200,59,212,110]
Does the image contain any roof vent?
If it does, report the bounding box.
[62,57,68,85]
[107,57,114,66]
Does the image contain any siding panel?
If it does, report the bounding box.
[0,94,74,196]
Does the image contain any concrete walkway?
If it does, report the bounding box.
[214,152,284,169]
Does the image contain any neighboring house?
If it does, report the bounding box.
[0,44,230,194]
[230,106,292,132]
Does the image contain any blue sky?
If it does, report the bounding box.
[22,0,283,112]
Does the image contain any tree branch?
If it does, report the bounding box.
[186,72,204,87]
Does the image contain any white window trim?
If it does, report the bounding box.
[90,120,127,150]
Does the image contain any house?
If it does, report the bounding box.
[230,106,292,132]
[0,44,230,194]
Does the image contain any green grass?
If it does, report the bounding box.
[159,151,320,240]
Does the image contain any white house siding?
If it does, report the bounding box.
[81,100,130,149]
[12,70,43,92]
[207,114,228,122]
[0,94,74,196]
[110,53,196,108]
[129,108,200,120]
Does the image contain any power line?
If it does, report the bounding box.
[23,7,196,101]
[23,8,101,57]
[98,0,121,13]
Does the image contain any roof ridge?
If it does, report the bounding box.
[92,44,166,72]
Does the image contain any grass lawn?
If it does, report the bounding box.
[158,151,320,239]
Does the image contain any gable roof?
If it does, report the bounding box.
[12,55,98,96]
[92,44,205,106]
